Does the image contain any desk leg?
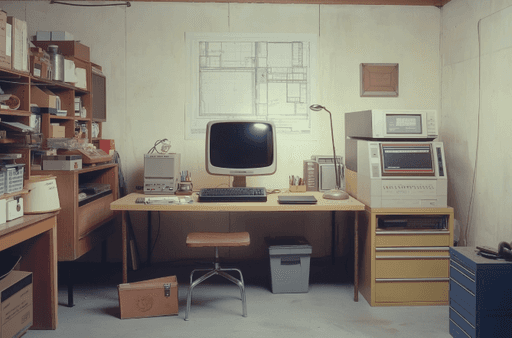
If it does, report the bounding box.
[122,210,128,284]
[354,210,359,302]
[147,211,152,267]
[331,211,336,265]
[19,217,58,329]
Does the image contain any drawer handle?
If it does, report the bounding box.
[451,259,476,277]
[377,231,449,235]
[450,264,476,283]
[450,306,475,329]
[376,278,449,282]
[376,247,449,251]
[376,256,450,259]
[449,319,471,338]
[450,278,475,297]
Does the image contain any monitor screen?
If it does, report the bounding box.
[206,120,277,180]
[386,114,422,134]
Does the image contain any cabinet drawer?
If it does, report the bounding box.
[376,248,449,279]
[376,258,449,279]
[450,278,476,320]
[78,193,114,238]
[375,280,449,303]
[449,317,473,338]
[375,231,451,247]
[450,307,475,338]
[450,260,476,294]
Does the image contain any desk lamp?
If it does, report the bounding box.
[309,104,350,200]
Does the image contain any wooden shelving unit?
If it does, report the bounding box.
[0,42,115,266]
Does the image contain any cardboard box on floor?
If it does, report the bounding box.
[0,271,33,338]
[118,275,178,319]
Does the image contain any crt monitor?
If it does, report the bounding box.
[205,120,277,187]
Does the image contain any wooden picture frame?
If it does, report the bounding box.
[360,63,399,97]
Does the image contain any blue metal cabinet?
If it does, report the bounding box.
[449,247,512,338]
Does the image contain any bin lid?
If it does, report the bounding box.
[266,236,311,249]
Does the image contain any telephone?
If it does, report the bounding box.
[476,242,512,260]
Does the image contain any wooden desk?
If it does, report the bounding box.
[0,212,58,330]
[110,192,365,301]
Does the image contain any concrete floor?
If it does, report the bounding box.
[25,259,451,338]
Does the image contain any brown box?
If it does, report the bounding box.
[118,275,178,319]
[30,55,50,79]
[0,10,10,69]
[49,125,65,138]
[98,139,115,155]
[0,271,33,338]
[31,40,90,62]
[31,86,58,109]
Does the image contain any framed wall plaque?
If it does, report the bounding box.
[360,63,399,97]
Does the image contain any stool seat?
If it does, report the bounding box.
[186,232,250,248]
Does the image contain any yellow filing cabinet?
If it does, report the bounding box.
[359,206,454,306]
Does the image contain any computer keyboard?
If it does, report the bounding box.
[198,187,267,202]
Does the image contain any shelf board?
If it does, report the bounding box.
[31,77,90,94]
[0,109,31,117]
[46,115,75,121]
[0,67,30,79]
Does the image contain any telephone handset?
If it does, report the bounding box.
[498,242,512,261]
[477,242,512,260]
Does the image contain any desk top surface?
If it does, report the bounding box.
[110,191,365,212]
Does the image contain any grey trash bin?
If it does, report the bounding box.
[266,236,312,293]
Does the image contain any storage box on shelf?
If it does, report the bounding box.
[358,206,454,306]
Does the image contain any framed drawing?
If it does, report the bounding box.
[360,63,398,97]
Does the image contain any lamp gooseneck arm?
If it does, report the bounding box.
[323,107,340,190]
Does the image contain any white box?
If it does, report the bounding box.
[51,31,74,41]
[6,197,23,221]
[35,30,51,41]
[7,16,28,72]
[0,199,6,227]
[75,67,87,89]
[64,58,76,83]
[42,155,82,171]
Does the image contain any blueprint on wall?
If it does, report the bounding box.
[186,33,318,139]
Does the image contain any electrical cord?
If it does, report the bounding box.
[464,18,483,246]
[147,138,171,154]
[149,211,162,260]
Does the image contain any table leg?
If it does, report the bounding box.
[331,211,336,265]
[122,210,128,284]
[354,210,359,302]
[19,217,58,329]
[147,211,152,266]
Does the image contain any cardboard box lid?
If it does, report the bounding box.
[0,270,32,295]
[118,275,177,291]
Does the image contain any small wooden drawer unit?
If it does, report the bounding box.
[33,163,118,261]
[449,247,512,338]
[359,207,454,306]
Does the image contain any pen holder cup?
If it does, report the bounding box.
[289,185,307,193]
[177,181,193,195]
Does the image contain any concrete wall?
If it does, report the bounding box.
[440,0,512,247]
[0,2,441,262]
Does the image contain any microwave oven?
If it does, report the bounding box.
[345,109,438,140]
